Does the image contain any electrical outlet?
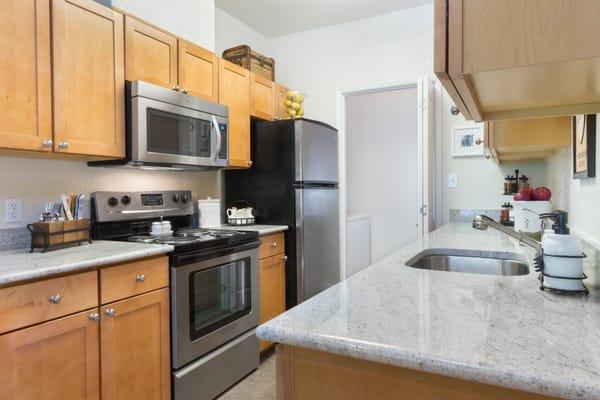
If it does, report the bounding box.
[448,172,458,188]
[5,199,22,223]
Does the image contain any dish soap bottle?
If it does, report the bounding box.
[541,211,584,292]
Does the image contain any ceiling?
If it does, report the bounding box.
[216,0,433,38]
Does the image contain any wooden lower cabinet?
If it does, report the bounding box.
[276,345,559,400]
[101,288,170,400]
[259,254,286,351]
[0,309,100,400]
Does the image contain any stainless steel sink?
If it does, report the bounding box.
[405,249,529,276]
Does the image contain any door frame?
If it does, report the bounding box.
[336,77,435,279]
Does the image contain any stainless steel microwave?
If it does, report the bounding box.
[89,80,228,170]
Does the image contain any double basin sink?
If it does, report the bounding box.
[405,249,530,276]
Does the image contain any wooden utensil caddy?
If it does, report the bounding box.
[27,219,91,252]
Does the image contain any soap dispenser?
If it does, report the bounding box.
[540,211,586,292]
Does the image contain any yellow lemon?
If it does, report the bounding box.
[297,107,304,117]
[288,108,297,117]
[291,102,301,111]
[293,92,304,103]
[285,99,293,107]
[285,91,296,101]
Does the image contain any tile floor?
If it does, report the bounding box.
[218,351,276,400]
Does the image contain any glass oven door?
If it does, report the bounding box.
[189,258,252,340]
[171,245,259,368]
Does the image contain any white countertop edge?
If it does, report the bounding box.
[215,224,289,236]
[256,324,593,399]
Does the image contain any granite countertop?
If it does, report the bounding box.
[257,223,600,400]
[216,224,288,236]
[0,241,173,287]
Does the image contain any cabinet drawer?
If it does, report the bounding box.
[100,256,168,304]
[259,232,285,259]
[0,271,98,334]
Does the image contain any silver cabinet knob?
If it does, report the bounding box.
[475,138,484,146]
[105,308,116,317]
[271,242,278,248]
[89,312,100,321]
[247,160,253,167]
[58,141,69,149]
[42,139,53,148]
[181,88,188,94]
[136,274,146,282]
[48,294,61,304]
[282,255,288,261]
[172,85,180,92]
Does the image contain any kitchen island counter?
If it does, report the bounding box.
[257,223,600,399]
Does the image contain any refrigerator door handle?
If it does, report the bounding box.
[295,189,305,303]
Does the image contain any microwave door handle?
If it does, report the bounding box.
[211,115,221,161]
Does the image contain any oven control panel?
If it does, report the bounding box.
[92,190,194,222]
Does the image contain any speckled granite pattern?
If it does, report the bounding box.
[257,224,600,400]
[0,241,173,286]
[0,227,30,251]
[215,224,288,236]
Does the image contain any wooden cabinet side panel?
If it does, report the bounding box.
[0,0,52,152]
[250,73,275,120]
[101,288,170,400]
[178,40,219,102]
[219,59,251,168]
[52,0,125,157]
[0,309,100,400]
[125,16,177,88]
[259,254,286,351]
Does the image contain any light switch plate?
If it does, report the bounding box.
[448,172,458,188]
[5,199,22,223]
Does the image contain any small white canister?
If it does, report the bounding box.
[197,198,221,228]
[513,201,551,238]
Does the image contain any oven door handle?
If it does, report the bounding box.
[212,115,221,161]
[173,240,260,267]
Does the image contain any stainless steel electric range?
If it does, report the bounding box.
[91,190,260,400]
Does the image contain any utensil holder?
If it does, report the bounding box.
[27,219,91,253]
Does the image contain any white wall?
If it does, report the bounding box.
[440,91,548,224]
[547,115,600,247]
[0,157,220,228]
[113,0,215,51]
[215,8,270,56]
[244,4,435,128]
[345,87,419,262]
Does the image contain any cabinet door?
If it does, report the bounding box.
[125,16,177,90]
[0,309,100,400]
[52,0,125,157]
[0,0,52,152]
[178,40,219,102]
[273,83,290,120]
[101,289,170,400]
[219,59,251,168]
[250,72,274,120]
[259,254,286,351]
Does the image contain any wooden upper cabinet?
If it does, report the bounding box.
[101,288,170,400]
[0,0,52,152]
[219,59,251,168]
[0,309,100,400]
[274,83,290,120]
[484,117,571,163]
[436,0,600,122]
[52,0,125,157]
[178,40,219,102]
[250,72,275,120]
[125,16,177,90]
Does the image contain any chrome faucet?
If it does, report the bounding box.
[472,215,542,252]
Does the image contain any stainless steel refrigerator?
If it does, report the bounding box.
[224,118,340,307]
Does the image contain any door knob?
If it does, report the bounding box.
[105,308,116,317]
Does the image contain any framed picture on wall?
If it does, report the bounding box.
[573,114,596,179]
[452,125,484,157]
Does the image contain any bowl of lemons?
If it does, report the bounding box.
[285,91,304,119]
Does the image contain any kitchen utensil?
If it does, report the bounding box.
[226,200,255,226]
[513,201,551,240]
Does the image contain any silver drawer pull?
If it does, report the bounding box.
[282,255,288,261]
[105,308,116,317]
[136,274,146,282]
[48,294,61,304]
[89,313,100,321]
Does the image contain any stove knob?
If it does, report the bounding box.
[108,197,119,207]
[173,193,181,202]
[121,195,131,205]
[181,194,189,204]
